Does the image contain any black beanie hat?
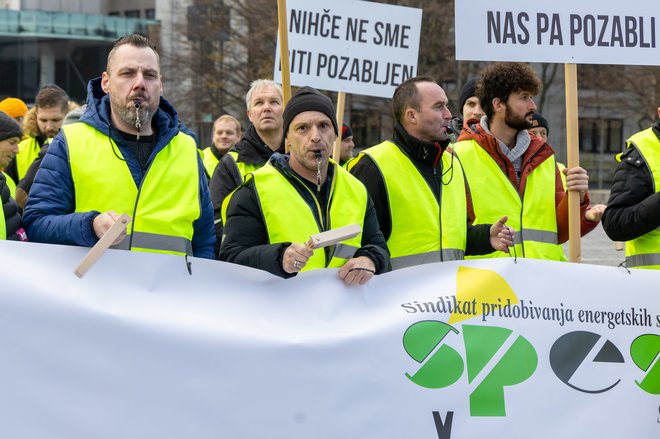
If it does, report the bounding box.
[283,87,338,136]
[459,78,479,113]
[341,123,353,140]
[531,113,550,134]
[0,110,23,142]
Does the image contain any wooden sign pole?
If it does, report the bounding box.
[564,63,582,263]
[332,91,346,162]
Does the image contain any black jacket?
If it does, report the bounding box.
[1,172,22,240]
[219,153,390,278]
[602,123,660,241]
[348,122,494,256]
[209,124,283,254]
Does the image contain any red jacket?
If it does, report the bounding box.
[456,123,596,244]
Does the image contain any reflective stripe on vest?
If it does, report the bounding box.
[2,171,16,198]
[63,123,200,256]
[453,138,565,261]
[202,147,220,177]
[250,161,367,270]
[624,128,660,269]
[16,137,42,181]
[357,141,467,269]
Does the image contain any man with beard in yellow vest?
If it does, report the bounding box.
[603,105,660,269]
[23,34,215,258]
[348,76,513,270]
[452,62,594,261]
[220,87,389,284]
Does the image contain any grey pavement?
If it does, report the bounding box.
[563,223,625,267]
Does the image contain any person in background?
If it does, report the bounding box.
[0,111,22,198]
[0,110,24,240]
[339,123,356,165]
[0,97,29,127]
[209,79,284,253]
[5,85,69,186]
[14,105,87,209]
[202,115,241,178]
[449,78,485,142]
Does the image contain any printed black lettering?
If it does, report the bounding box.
[338,56,350,80]
[549,13,563,45]
[611,16,624,47]
[502,12,517,44]
[625,16,638,47]
[598,15,610,47]
[583,15,596,46]
[346,17,368,43]
[517,12,530,44]
[570,14,582,46]
[401,303,417,313]
[487,11,502,44]
[537,13,549,44]
[432,411,454,439]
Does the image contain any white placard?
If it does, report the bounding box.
[0,240,658,438]
[455,0,660,65]
[274,0,422,98]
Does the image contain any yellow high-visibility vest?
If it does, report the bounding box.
[349,140,467,270]
[453,138,565,261]
[234,161,366,270]
[623,128,660,269]
[63,123,200,255]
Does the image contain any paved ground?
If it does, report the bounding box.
[563,223,624,267]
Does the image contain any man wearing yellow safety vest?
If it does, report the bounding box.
[603,106,660,269]
[0,111,23,240]
[453,62,594,261]
[202,114,241,179]
[348,76,513,270]
[4,85,69,187]
[23,34,215,258]
[209,79,285,253]
[220,87,389,284]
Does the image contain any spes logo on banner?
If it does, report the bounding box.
[455,0,659,65]
[274,0,422,97]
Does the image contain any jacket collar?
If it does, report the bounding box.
[392,122,449,167]
[233,124,284,165]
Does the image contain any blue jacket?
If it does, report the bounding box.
[23,78,216,259]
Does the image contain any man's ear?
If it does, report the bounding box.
[101,71,110,93]
[492,97,504,114]
[405,107,417,125]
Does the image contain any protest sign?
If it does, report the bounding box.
[274,0,422,98]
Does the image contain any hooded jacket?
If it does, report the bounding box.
[22,78,215,258]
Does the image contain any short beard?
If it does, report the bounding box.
[505,105,534,131]
[110,95,154,132]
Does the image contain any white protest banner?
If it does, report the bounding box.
[455,0,659,65]
[274,0,422,98]
[0,240,658,438]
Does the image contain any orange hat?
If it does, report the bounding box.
[0,97,29,119]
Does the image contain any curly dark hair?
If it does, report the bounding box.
[476,62,540,119]
[392,76,436,124]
